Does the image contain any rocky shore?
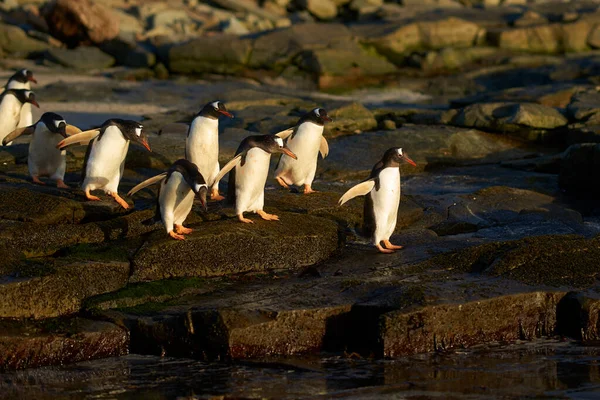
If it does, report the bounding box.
[1,0,600,378]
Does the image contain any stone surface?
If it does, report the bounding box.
[45,47,116,70]
[559,143,600,195]
[326,102,378,136]
[0,23,49,54]
[0,186,85,224]
[44,0,120,47]
[131,212,340,282]
[168,35,252,74]
[300,0,337,20]
[0,318,128,371]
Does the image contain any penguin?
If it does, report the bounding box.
[274,108,332,194]
[185,101,233,201]
[2,112,81,188]
[5,69,37,128]
[213,135,297,223]
[57,119,151,209]
[0,89,39,146]
[127,159,209,240]
[338,147,417,254]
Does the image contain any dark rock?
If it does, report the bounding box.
[0,186,85,224]
[45,46,115,70]
[0,318,128,371]
[559,143,600,195]
[130,212,339,282]
[168,35,252,74]
[100,37,156,68]
[567,90,600,125]
[381,292,563,357]
[0,258,129,319]
[43,0,120,47]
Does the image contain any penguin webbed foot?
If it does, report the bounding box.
[210,189,225,201]
[275,176,290,189]
[383,240,403,250]
[238,214,254,224]
[257,210,279,221]
[32,176,45,185]
[169,231,186,240]
[85,190,101,202]
[376,243,395,254]
[175,224,193,235]
[56,179,69,189]
[110,193,130,210]
[303,185,317,194]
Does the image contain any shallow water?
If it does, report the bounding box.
[2,340,600,399]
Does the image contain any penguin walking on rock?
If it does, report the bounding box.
[57,119,151,209]
[338,147,417,254]
[185,101,233,201]
[2,112,81,188]
[0,89,39,146]
[128,159,208,240]
[214,135,297,223]
[5,69,37,128]
[274,108,332,194]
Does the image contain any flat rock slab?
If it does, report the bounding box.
[381,292,564,357]
[0,259,129,319]
[131,212,339,282]
[0,318,128,371]
[0,186,86,224]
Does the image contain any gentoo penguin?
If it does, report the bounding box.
[274,108,332,194]
[57,119,151,209]
[5,69,37,128]
[185,101,233,201]
[128,159,208,240]
[338,147,417,254]
[2,112,81,188]
[0,89,39,146]
[213,135,297,223]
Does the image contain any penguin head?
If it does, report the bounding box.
[116,120,151,152]
[299,108,332,126]
[171,159,208,211]
[40,112,68,137]
[263,135,297,159]
[8,69,36,85]
[198,101,234,120]
[10,89,40,108]
[384,147,417,167]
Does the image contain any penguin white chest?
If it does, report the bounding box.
[28,125,66,178]
[186,117,219,183]
[159,172,195,232]
[370,167,401,243]
[235,147,271,213]
[276,122,323,186]
[84,127,129,193]
[0,95,23,145]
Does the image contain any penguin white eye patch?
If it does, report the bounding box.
[212,101,220,109]
[194,183,207,192]
[314,108,320,117]
[54,120,66,128]
[274,137,283,147]
[135,127,142,136]
[397,148,403,156]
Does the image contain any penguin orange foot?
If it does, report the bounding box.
[110,193,129,209]
[210,189,225,201]
[376,243,395,254]
[32,176,45,185]
[169,231,186,240]
[238,214,254,223]
[303,184,317,194]
[175,224,193,235]
[275,176,290,189]
[257,210,279,221]
[85,189,101,201]
[383,240,403,250]
[56,179,69,189]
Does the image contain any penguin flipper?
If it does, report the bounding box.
[319,136,329,158]
[56,129,100,149]
[65,124,82,136]
[213,153,244,186]
[275,128,294,140]
[338,180,375,206]
[127,173,168,197]
[2,125,34,145]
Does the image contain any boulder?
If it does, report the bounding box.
[43,0,120,47]
[0,186,85,224]
[587,23,600,49]
[559,143,600,195]
[45,46,115,69]
[0,23,49,54]
[298,0,338,20]
[326,102,378,137]
[100,37,156,68]
[567,90,600,125]
[150,9,191,29]
[168,35,252,74]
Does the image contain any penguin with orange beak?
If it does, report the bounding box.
[57,119,151,209]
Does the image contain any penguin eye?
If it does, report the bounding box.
[54,120,65,128]
[397,148,403,156]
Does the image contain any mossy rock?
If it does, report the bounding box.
[0,186,86,224]
[131,211,340,282]
[326,102,377,137]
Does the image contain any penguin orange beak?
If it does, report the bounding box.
[219,110,234,118]
[281,147,297,160]
[28,75,37,84]
[140,138,151,152]
[322,115,332,123]
[30,99,39,108]
[403,154,417,167]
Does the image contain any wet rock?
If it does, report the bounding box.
[0,23,49,54]
[130,212,339,282]
[381,292,563,357]
[0,318,128,371]
[326,103,377,136]
[0,186,85,224]
[168,35,252,74]
[43,0,120,47]
[559,143,600,195]
[0,258,129,319]
[45,46,115,70]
